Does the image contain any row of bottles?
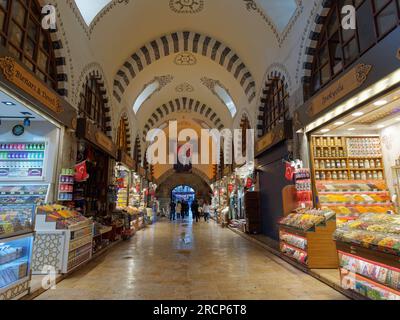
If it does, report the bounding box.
[315,159,347,169]
[315,170,384,181]
[314,148,346,158]
[314,137,345,147]
[349,159,382,169]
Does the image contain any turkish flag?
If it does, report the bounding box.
[75,160,89,182]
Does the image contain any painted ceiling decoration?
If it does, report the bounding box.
[133,75,174,114]
[169,0,205,14]
[243,0,303,46]
[174,52,197,66]
[200,77,237,118]
[175,83,195,93]
[142,97,225,139]
[113,31,256,104]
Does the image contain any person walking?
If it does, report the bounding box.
[169,200,176,221]
[191,200,200,223]
[176,201,182,219]
[203,201,210,222]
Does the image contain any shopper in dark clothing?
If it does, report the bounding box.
[191,200,200,222]
[170,200,176,221]
[182,201,188,218]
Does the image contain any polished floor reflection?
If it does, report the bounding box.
[35,219,346,300]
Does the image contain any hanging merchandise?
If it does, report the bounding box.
[246,177,253,189]
[285,161,295,181]
[294,168,313,208]
[74,160,89,182]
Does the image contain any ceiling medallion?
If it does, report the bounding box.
[169,0,204,14]
[174,52,197,66]
[175,83,195,93]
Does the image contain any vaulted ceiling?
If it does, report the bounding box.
[64,0,305,135]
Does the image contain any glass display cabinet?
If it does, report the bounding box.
[0,235,33,299]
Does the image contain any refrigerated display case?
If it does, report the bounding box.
[0,234,33,300]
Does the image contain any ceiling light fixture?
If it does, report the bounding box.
[352,112,364,117]
[377,125,385,129]
[321,129,330,133]
[348,128,356,131]
[2,101,15,106]
[334,121,345,126]
[374,100,388,106]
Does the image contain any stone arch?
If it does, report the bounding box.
[76,63,114,138]
[142,97,226,138]
[301,0,332,85]
[256,69,291,137]
[113,31,256,103]
[34,1,71,97]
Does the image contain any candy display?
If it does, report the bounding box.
[0,184,49,239]
[0,142,46,179]
[36,204,91,230]
[279,208,335,231]
[280,243,307,265]
[58,169,75,202]
[334,214,400,255]
[280,231,307,250]
[339,252,400,291]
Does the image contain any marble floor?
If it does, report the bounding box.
[35,219,347,300]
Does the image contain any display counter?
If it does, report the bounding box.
[278,209,338,268]
[334,213,400,300]
[32,205,93,274]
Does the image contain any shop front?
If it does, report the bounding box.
[0,53,77,298]
[255,120,293,239]
[113,150,145,240]
[291,27,400,299]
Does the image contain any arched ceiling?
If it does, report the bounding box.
[66,0,305,134]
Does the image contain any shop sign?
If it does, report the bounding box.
[223,166,232,176]
[138,167,146,177]
[0,57,62,114]
[256,121,291,156]
[308,64,372,117]
[77,118,117,158]
[118,150,136,170]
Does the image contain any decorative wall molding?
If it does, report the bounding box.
[174,52,197,66]
[113,31,256,104]
[142,97,225,139]
[118,110,133,154]
[243,0,304,47]
[175,82,195,93]
[169,0,204,14]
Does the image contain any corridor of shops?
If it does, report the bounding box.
[2,0,400,302]
[35,219,345,300]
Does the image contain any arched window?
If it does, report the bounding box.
[79,77,107,133]
[0,0,58,89]
[309,0,400,96]
[117,118,128,152]
[261,77,289,136]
